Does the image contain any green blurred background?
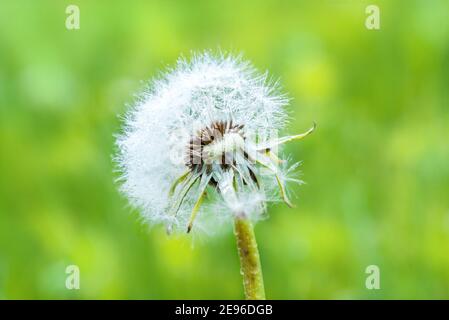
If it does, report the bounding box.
[1,0,448,299]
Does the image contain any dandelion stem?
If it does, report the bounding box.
[234,216,266,300]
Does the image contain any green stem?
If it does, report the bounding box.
[234,216,266,300]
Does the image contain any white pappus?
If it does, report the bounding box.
[115,51,315,234]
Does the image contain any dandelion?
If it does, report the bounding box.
[116,51,315,299]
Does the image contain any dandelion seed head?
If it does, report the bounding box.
[116,51,313,234]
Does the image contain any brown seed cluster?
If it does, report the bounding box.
[184,120,260,188]
[185,120,245,173]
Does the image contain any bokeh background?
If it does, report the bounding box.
[1,0,448,299]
